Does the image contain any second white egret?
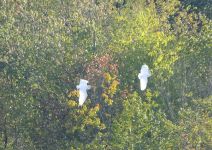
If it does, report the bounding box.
[138,64,151,91]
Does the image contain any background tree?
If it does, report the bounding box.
[0,0,211,149]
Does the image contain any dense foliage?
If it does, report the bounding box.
[0,0,211,149]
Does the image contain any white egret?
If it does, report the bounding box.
[76,79,91,106]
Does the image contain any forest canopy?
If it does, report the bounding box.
[0,0,211,149]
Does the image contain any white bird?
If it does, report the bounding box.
[138,64,151,91]
[76,79,91,106]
